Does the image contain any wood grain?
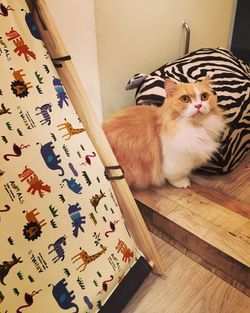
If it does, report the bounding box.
[122,234,250,313]
[135,186,250,265]
[133,181,250,295]
[191,153,250,206]
[190,182,250,219]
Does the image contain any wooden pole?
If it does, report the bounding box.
[27,0,164,274]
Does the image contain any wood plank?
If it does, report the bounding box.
[136,199,250,296]
[135,186,250,256]
[158,186,249,234]
[191,153,250,205]
[190,182,250,219]
[122,234,250,313]
[133,184,250,295]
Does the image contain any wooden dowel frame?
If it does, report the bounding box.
[27,0,164,274]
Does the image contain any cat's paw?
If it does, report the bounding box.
[168,176,190,188]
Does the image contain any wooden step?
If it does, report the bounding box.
[133,184,250,296]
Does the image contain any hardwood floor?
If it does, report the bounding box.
[125,154,250,311]
[122,233,250,313]
[133,153,250,295]
[191,152,250,206]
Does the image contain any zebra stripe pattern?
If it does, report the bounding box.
[126,48,250,174]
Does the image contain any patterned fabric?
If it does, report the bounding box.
[126,48,250,174]
[0,1,142,312]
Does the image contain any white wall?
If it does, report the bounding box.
[45,1,235,121]
[95,0,235,119]
[46,0,103,121]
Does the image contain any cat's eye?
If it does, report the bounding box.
[180,95,190,103]
[201,92,209,101]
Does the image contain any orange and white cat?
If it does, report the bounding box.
[103,77,225,190]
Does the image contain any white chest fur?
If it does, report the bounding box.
[160,115,224,187]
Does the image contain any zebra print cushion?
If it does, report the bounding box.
[126,48,250,174]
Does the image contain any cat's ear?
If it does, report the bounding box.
[201,76,211,87]
[165,79,177,97]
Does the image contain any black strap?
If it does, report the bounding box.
[52,55,72,68]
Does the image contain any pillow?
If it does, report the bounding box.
[125,48,250,174]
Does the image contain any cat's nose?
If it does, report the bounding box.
[195,104,202,110]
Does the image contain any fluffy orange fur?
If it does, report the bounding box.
[103,78,224,190]
[103,104,163,189]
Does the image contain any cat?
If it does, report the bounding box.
[102,77,225,190]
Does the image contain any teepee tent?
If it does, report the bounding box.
[0,0,163,312]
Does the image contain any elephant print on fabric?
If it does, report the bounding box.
[50,278,79,312]
[39,141,64,176]
[22,9,42,40]
[62,178,82,194]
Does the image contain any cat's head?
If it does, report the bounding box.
[164,77,220,120]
